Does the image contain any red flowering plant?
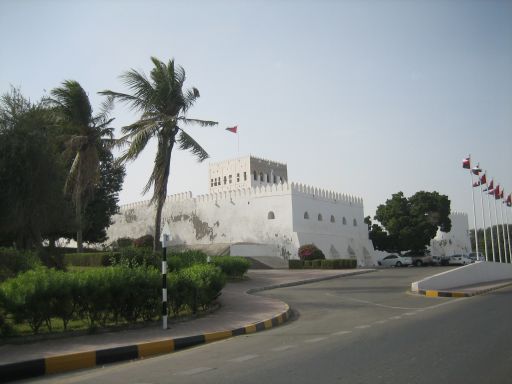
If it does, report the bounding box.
[298,244,325,261]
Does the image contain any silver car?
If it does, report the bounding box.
[378,254,413,267]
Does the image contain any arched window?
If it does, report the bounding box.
[268,211,275,220]
[260,172,263,182]
[342,217,347,225]
[318,214,323,221]
[304,212,309,219]
[330,215,335,223]
[253,171,257,181]
[353,218,357,226]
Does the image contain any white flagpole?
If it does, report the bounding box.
[469,168,479,258]
[499,199,509,263]
[486,176,496,262]
[506,204,512,264]
[237,131,240,156]
[479,182,489,261]
[493,195,503,262]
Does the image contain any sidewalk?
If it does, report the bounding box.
[0,269,372,381]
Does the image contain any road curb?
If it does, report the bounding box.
[415,281,512,298]
[0,306,292,383]
[0,269,373,382]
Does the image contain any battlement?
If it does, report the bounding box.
[119,181,363,210]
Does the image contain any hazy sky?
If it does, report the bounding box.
[1,0,511,228]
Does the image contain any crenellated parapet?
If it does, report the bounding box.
[290,182,363,206]
[118,181,364,209]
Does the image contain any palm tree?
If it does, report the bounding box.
[49,80,115,252]
[100,57,217,251]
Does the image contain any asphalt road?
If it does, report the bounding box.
[28,267,512,384]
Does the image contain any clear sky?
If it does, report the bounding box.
[1,0,511,228]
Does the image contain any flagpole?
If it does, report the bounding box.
[469,167,479,258]
[237,132,240,156]
[493,196,503,262]
[486,180,497,262]
[479,183,489,261]
[499,199,509,263]
[505,204,512,264]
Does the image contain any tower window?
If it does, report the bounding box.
[330,215,335,223]
[353,219,358,226]
[229,174,233,184]
[342,217,347,225]
[304,212,309,219]
[318,214,323,221]
[223,176,227,185]
[268,211,275,220]
[254,171,257,181]
[237,173,240,182]
[244,172,247,181]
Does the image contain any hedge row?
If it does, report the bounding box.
[288,259,357,269]
[0,265,225,334]
[64,248,250,278]
[0,248,42,282]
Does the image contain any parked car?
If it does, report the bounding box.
[468,252,485,262]
[448,254,472,265]
[378,254,412,267]
[403,251,438,266]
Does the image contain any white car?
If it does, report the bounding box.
[448,254,472,265]
[378,254,412,267]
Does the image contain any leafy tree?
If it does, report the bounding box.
[0,88,72,249]
[368,191,451,254]
[82,148,125,243]
[100,57,218,250]
[48,81,116,252]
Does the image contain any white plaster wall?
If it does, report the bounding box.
[411,262,512,291]
[230,244,282,257]
[430,212,471,256]
[106,183,376,265]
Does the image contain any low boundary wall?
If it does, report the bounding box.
[411,262,512,292]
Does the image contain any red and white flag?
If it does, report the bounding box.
[472,181,481,188]
[485,179,494,191]
[506,194,512,206]
[494,185,501,199]
[462,156,471,169]
[471,163,482,175]
[225,126,238,134]
[480,174,487,185]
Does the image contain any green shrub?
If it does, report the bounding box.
[288,260,303,269]
[133,235,154,248]
[109,247,160,268]
[298,244,325,261]
[341,259,357,269]
[332,259,343,269]
[116,237,134,248]
[211,256,250,278]
[303,260,313,269]
[167,250,208,272]
[0,248,41,282]
[311,259,322,268]
[321,260,334,269]
[64,252,115,267]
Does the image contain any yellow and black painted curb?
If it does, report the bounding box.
[416,282,512,298]
[0,307,292,383]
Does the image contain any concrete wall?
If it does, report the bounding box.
[230,244,282,257]
[430,212,471,256]
[106,182,376,264]
[411,262,512,291]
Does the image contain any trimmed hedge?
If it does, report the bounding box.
[0,264,225,334]
[0,248,41,282]
[63,252,115,268]
[288,259,357,270]
[288,260,303,269]
[211,256,250,278]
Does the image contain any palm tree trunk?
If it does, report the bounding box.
[152,137,174,252]
[76,193,83,253]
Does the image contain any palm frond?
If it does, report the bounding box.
[49,80,92,128]
[177,129,209,162]
[118,122,159,163]
[177,117,218,127]
[98,90,147,113]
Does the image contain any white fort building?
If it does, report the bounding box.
[107,155,471,266]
